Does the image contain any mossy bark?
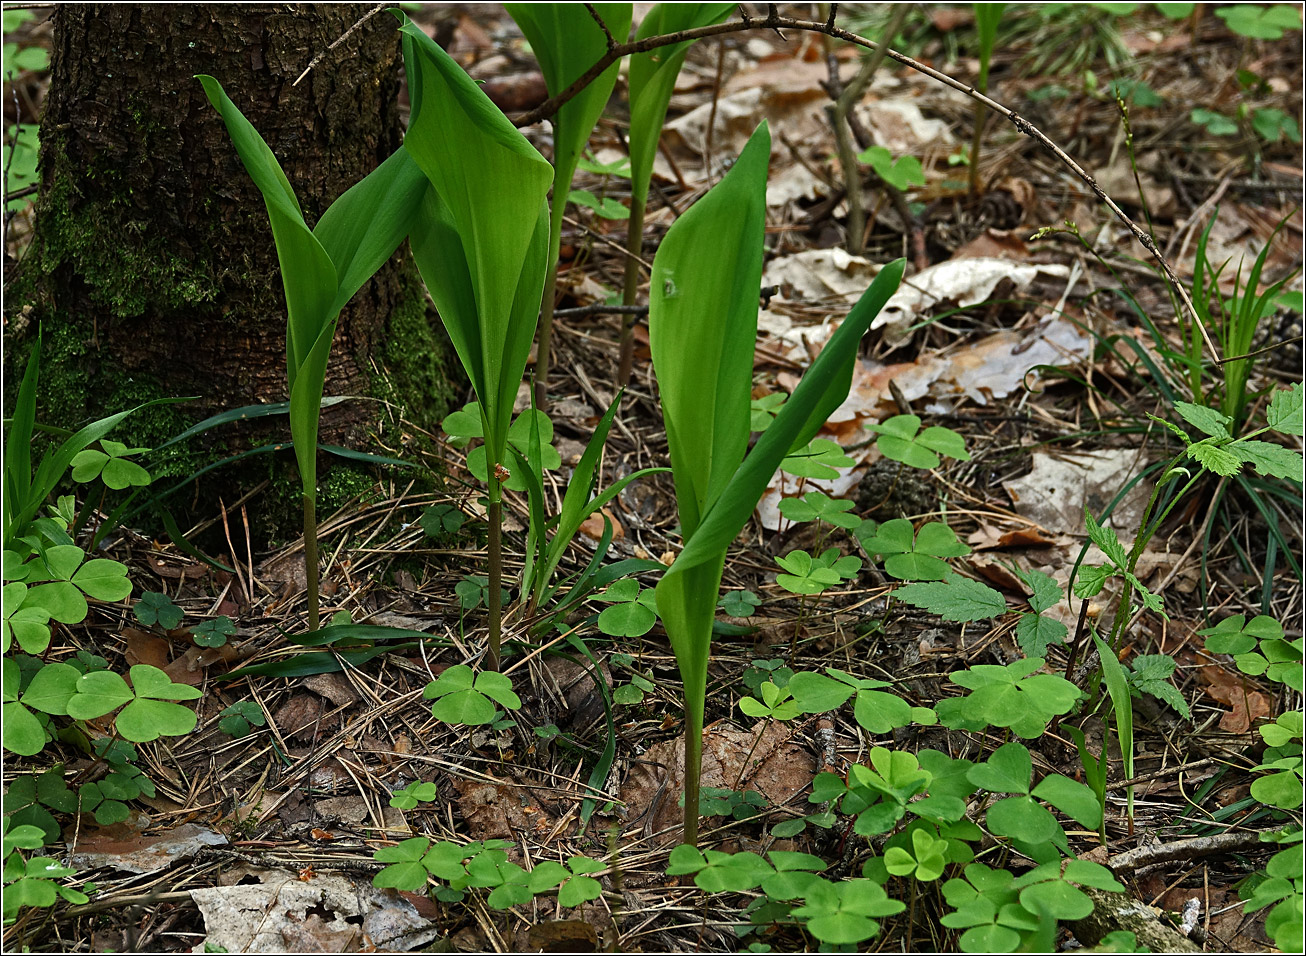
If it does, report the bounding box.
[4,4,457,546]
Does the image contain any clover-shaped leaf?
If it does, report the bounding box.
[134,591,183,629]
[70,439,151,490]
[778,491,861,529]
[750,392,786,431]
[775,549,843,596]
[719,589,761,618]
[860,518,970,581]
[867,415,969,469]
[193,616,236,648]
[740,680,800,721]
[780,438,854,479]
[424,665,521,726]
[596,579,658,637]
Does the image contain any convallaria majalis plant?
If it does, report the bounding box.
[647,119,905,846]
[198,75,428,634]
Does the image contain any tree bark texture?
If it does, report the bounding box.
[6,4,454,529]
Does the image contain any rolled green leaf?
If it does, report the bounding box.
[628,3,734,207]
[196,75,428,501]
[397,16,553,470]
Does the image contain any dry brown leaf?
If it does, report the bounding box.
[123,627,171,670]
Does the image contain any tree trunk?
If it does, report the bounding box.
[6,3,455,541]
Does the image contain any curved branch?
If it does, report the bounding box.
[510,10,1215,364]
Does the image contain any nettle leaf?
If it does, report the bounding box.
[1084,511,1130,570]
[895,573,1006,621]
[1128,654,1191,719]
[1267,382,1304,435]
[1174,401,1232,439]
[1016,613,1069,659]
[868,414,969,469]
[1188,440,1242,477]
[1074,564,1110,598]
[1229,439,1303,482]
[1013,566,1063,614]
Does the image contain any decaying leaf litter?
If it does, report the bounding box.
[3,3,1302,953]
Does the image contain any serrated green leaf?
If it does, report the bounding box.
[894,575,1006,621]
[1188,440,1242,476]
[1229,439,1303,482]
[1267,383,1304,435]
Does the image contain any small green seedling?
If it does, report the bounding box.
[193,616,235,648]
[218,701,266,739]
[389,781,438,810]
[858,146,925,192]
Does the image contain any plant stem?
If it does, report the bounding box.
[302,494,320,632]
[535,258,560,413]
[683,711,703,848]
[616,196,647,389]
[486,495,503,673]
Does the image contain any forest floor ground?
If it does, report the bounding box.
[4,3,1303,953]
